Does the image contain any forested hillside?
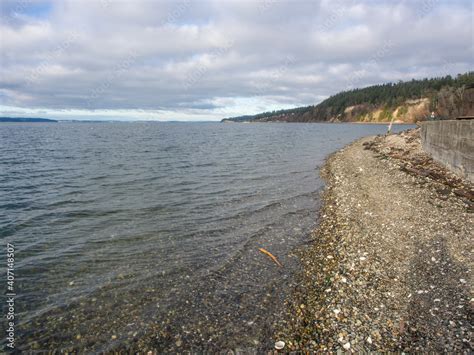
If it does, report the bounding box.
[223,72,474,123]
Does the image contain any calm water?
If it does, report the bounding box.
[1,122,412,351]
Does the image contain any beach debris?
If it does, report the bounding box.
[275,340,285,350]
[258,248,283,267]
[343,342,351,350]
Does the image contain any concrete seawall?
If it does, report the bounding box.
[420,120,474,182]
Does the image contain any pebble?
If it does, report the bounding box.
[275,340,285,350]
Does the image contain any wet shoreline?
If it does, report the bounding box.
[1,123,415,352]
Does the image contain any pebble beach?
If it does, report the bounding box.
[275,128,473,352]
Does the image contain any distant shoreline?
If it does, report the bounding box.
[0,117,58,123]
[222,119,414,125]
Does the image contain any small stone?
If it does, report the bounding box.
[275,340,285,350]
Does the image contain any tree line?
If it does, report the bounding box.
[224,72,474,122]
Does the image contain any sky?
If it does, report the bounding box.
[0,0,472,121]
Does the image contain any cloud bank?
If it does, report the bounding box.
[0,0,472,120]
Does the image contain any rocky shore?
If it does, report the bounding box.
[275,128,472,352]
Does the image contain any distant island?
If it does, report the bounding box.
[0,117,58,123]
[223,72,474,123]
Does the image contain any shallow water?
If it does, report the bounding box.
[0,122,412,351]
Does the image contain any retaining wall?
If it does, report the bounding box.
[420,120,473,182]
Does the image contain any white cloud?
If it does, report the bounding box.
[0,0,472,121]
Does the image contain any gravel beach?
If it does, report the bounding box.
[275,128,473,352]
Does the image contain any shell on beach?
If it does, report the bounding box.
[274,340,285,350]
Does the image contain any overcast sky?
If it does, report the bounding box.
[0,0,472,121]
